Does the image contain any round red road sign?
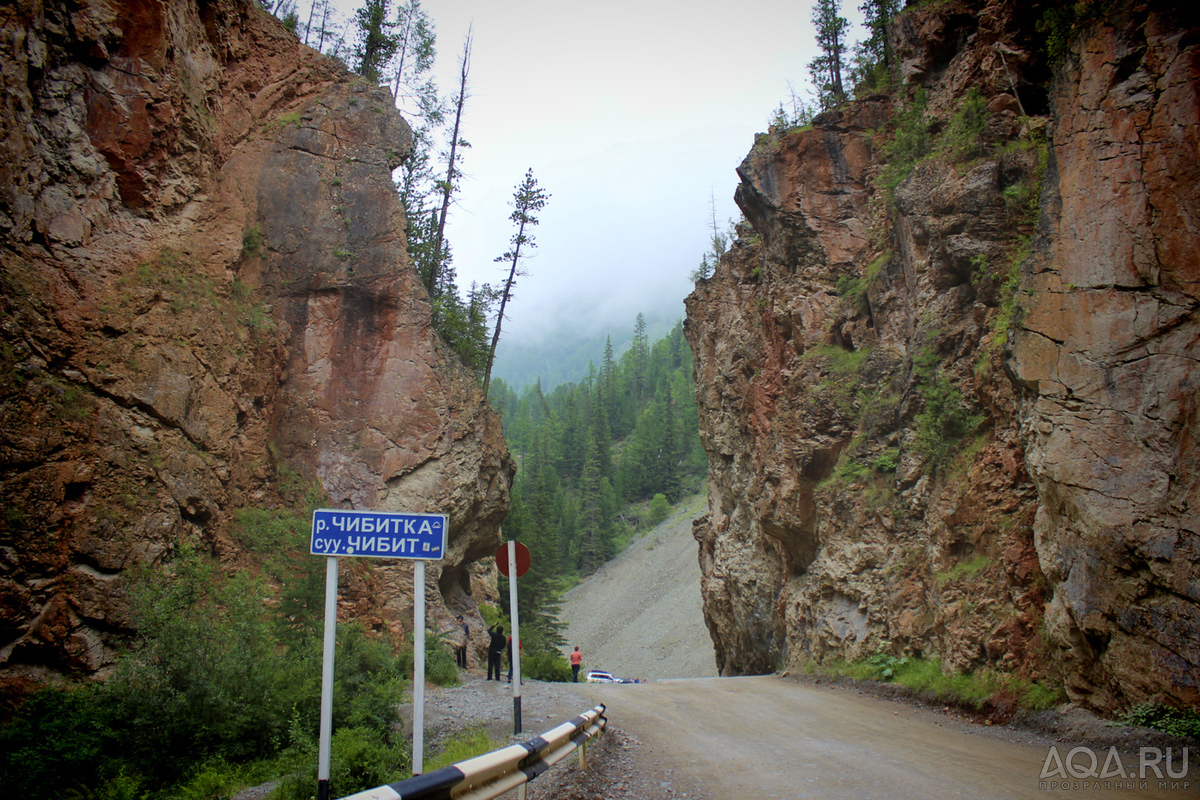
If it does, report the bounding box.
[496,541,531,578]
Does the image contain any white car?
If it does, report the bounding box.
[585,670,619,683]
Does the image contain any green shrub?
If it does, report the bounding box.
[328,726,411,795]
[397,629,461,688]
[1019,679,1068,711]
[833,457,873,483]
[242,224,263,258]
[939,87,988,162]
[0,685,115,798]
[522,649,573,683]
[818,654,1067,714]
[910,344,985,471]
[646,493,671,526]
[872,448,900,473]
[1,548,411,798]
[1121,704,1200,738]
[879,87,930,193]
[864,651,909,679]
[810,344,871,376]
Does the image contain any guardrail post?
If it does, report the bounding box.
[579,739,587,771]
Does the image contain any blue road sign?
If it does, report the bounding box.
[310,509,447,560]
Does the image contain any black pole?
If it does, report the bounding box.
[514,695,522,735]
[318,778,329,800]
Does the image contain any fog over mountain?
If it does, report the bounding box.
[492,299,685,391]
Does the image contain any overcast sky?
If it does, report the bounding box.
[329,0,865,343]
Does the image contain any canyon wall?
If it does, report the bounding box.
[685,0,1198,713]
[0,0,511,682]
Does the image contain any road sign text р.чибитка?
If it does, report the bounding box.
[310,509,447,559]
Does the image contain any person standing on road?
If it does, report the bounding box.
[487,624,506,681]
[570,646,583,682]
[454,615,469,669]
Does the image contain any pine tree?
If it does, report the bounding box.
[352,0,399,84]
[850,0,899,94]
[483,169,549,398]
[807,0,850,110]
[630,313,650,402]
[576,437,608,574]
[388,0,438,119]
[428,30,472,298]
[860,0,898,72]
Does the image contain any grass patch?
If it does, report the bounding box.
[424,727,504,773]
[809,344,871,376]
[936,554,991,585]
[269,110,302,129]
[814,655,1067,712]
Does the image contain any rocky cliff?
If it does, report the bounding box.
[685,0,1198,714]
[0,0,512,682]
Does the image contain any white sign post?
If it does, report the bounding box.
[496,539,530,736]
[310,509,447,800]
[507,540,522,734]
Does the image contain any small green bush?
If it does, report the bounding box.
[879,87,930,193]
[398,630,461,688]
[939,87,988,162]
[0,547,412,799]
[911,346,985,471]
[833,457,873,483]
[1121,704,1200,739]
[872,448,900,473]
[242,224,263,258]
[522,649,573,683]
[0,685,115,798]
[328,726,411,795]
[810,344,871,376]
[646,493,671,526]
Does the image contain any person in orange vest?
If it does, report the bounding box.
[569,646,583,682]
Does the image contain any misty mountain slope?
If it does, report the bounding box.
[558,493,718,680]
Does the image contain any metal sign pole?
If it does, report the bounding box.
[413,559,426,774]
[317,556,338,800]
[309,509,446,797]
[508,540,522,734]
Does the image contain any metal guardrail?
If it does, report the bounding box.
[338,704,607,800]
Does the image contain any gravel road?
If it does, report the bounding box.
[417,673,699,800]
[408,496,720,800]
[252,494,1192,800]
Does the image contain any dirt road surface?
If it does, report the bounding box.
[561,676,1194,800]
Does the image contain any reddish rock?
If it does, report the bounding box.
[686,0,1197,714]
[0,0,512,682]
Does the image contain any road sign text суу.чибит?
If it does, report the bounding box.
[310,509,446,560]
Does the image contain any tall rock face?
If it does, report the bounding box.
[0,0,512,681]
[1009,3,1200,710]
[685,0,1198,714]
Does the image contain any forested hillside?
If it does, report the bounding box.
[486,315,707,653]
